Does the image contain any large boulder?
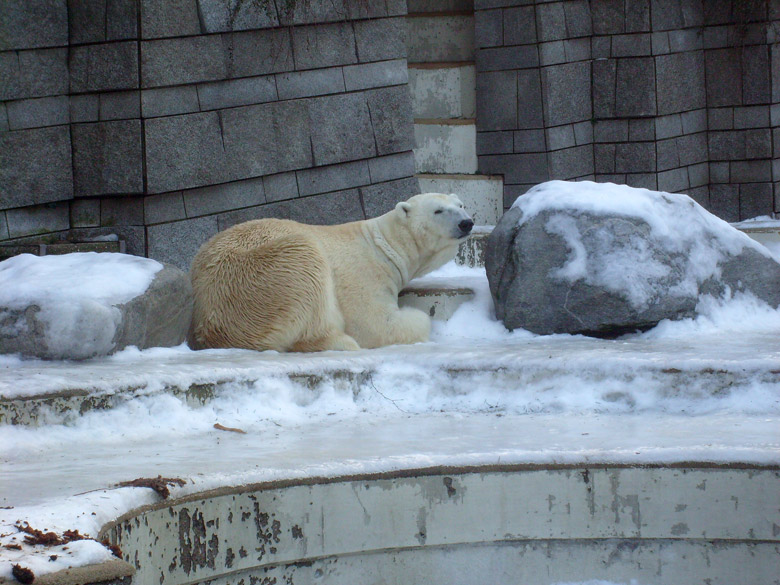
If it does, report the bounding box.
[0,252,193,359]
[486,181,780,337]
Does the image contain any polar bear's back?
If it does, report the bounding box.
[189,218,341,351]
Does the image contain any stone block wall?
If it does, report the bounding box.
[0,0,418,269]
[474,0,779,221]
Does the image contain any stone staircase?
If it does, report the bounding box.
[406,2,503,227]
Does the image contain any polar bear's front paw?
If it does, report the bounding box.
[386,307,431,345]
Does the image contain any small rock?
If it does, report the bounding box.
[0,253,193,359]
[486,181,780,336]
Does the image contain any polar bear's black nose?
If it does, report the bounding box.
[459,219,474,234]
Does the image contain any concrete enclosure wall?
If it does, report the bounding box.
[1,0,778,269]
[475,0,780,219]
[0,0,419,269]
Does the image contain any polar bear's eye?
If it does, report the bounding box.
[434,209,443,214]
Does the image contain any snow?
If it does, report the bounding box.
[1,184,779,580]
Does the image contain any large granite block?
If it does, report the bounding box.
[99,90,141,120]
[183,178,266,217]
[615,57,656,116]
[592,59,616,118]
[517,69,544,129]
[503,6,536,45]
[141,36,225,87]
[280,0,348,26]
[650,0,704,31]
[739,183,774,221]
[657,166,689,192]
[656,137,680,171]
[611,33,652,57]
[563,0,592,37]
[731,160,772,183]
[548,144,594,178]
[0,213,8,240]
[361,177,420,217]
[0,126,72,209]
[368,151,416,184]
[742,45,770,105]
[365,86,414,157]
[615,141,656,173]
[477,130,514,154]
[144,192,186,224]
[198,0,278,33]
[292,22,357,70]
[709,184,739,222]
[0,48,68,101]
[277,67,345,100]
[141,86,200,118]
[100,195,144,226]
[107,0,139,40]
[535,1,566,41]
[309,93,376,164]
[263,172,299,203]
[5,201,69,238]
[221,100,312,178]
[145,112,228,193]
[70,41,139,92]
[343,59,408,92]
[655,51,705,114]
[677,132,708,166]
[546,125,576,151]
[1,0,67,50]
[6,96,69,130]
[705,48,742,107]
[479,153,549,184]
[542,61,591,125]
[72,120,143,197]
[147,215,219,271]
[475,45,539,71]
[140,0,200,38]
[745,128,772,159]
[70,198,101,227]
[476,70,517,131]
[475,9,503,47]
[593,119,628,143]
[230,28,294,77]
[591,0,623,34]
[70,94,100,123]
[734,105,770,130]
[297,160,371,197]
[70,0,137,42]
[197,75,277,110]
[354,18,407,62]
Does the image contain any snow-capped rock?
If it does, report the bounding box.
[486,181,780,336]
[0,253,193,359]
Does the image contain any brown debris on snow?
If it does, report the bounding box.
[15,523,86,547]
[214,423,247,434]
[116,475,186,499]
[11,564,34,584]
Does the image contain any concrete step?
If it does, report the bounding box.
[398,279,475,321]
[418,173,502,225]
[414,119,478,174]
[409,62,476,119]
[407,14,474,63]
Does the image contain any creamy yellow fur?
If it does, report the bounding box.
[189,193,472,352]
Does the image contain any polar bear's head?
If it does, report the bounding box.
[394,193,474,278]
[395,193,474,243]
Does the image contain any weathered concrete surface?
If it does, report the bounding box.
[414,122,478,174]
[103,466,780,585]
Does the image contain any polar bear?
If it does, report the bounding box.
[188,193,473,352]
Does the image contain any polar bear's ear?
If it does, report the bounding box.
[395,201,412,216]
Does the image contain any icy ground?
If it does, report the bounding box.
[1,204,779,581]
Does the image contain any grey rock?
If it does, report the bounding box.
[475,9,502,47]
[144,192,186,225]
[476,70,517,131]
[516,69,544,128]
[197,75,277,110]
[656,51,706,115]
[343,60,408,92]
[70,198,101,228]
[477,131,513,155]
[70,94,100,123]
[297,160,371,197]
[72,120,143,197]
[263,172,299,203]
[106,0,138,40]
[365,86,413,157]
[198,0,278,33]
[99,90,141,121]
[513,129,546,153]
[615,57,656,117]
[0,257,193,359]
[229,29,294,77]
[0,126,73,210]
[141,86,200,118]
[183,178,266,217]
[475,45,539,71]
[361,177,420,218]
[486,185,780,337]
[100,196,144,226]
[141,36,225,88]
[368,151,416,184]
[503,6,536,45]
[542,62,591,126]
[0,212,8,240]
[148,215,219,271]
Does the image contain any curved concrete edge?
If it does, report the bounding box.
[0,559,134,585]
[99,462,780,585]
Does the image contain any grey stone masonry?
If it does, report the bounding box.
[475,0,779,221]
[1,0,420,274]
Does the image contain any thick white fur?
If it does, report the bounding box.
[189,193,472,352]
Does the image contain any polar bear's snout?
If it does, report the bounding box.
[458,218,475,238]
